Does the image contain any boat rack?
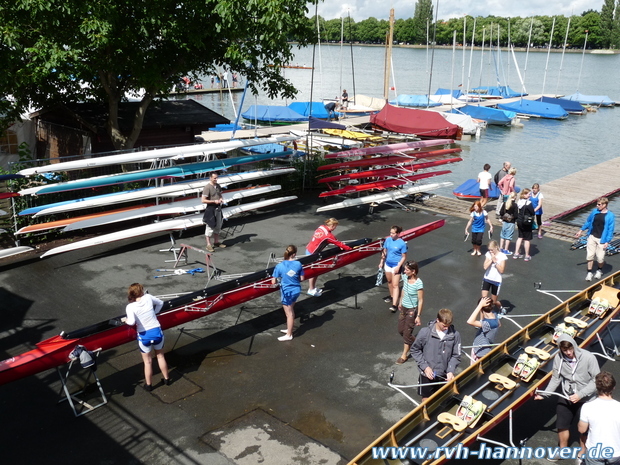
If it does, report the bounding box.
[56,348,107,417]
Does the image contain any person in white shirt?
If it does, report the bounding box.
[477,163,493,208]
[578,371,620,465]
[125,283,171,391]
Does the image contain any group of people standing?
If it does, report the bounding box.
[474,161,545,262]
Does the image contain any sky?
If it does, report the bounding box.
[313,0,604,21]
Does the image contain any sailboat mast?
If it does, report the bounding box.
[384,9,394,100]
[466,18,476,96]
[462,16,466,88]
[577,30,588,92]
[348,13,357,103]
[541,16,556,96]
[339,17,344,95]
[478,27,486,87]
[555,16,571,97]
[450,30,456,109]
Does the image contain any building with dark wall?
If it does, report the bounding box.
[29,99,230,160]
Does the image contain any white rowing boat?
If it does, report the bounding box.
[18,136,296,176]
[63,185,283,232]
[316,182,452,212]
[31,168,296,217]
[0,246,34,259]
[41,196,297,258]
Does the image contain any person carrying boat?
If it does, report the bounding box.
[465,200,493,256]
[410,308,462,402]
[395,261,423,365]
[575,197,615,281]
[578,371,620,465]
[124,283,171,391]
[466,296,500,364]
[305,218,351,296]
[534,335,600,461]
[202,172,226,253]
[477,163,493,209]
[272,245,304,342]
[380,225,408,312]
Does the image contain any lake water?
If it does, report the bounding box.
[179,45,620,223]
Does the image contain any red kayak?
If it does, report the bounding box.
[323,139,454,159]
[318,157,462,184]
[0,192,19,199]
[318,171,451,198]
[317,148,462,171]
[0,220,445,386]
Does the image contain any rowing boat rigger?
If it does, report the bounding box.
[350,274,620,465]
[0,220,445,386]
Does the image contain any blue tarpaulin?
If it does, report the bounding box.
[390,94,441,107]
[536,97,585,113]
[288,101,341,119]
[564,92,615,106]
[450,105,516,126]
[496,100,568,120]
[472,86,526,98]
[241,105,308,123]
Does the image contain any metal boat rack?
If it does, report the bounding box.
[56,348,107,417]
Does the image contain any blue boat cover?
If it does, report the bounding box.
[449,105,516,126]
[210,123,243,132]
[536,97,585,113]
[389,95,441,107]
[496,100,568,120]
[244,143,288,154]
[241,105,308,122]
[564,92,616,106]
[453,179,500,199]
[472,86,526,98]
[435,88,463,98]
[288,101,341,119]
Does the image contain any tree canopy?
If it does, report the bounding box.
[0,0,316,150]
[317,1,620,49]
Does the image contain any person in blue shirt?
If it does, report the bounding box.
[576,197,616,281]
[379,225,408,313]
[272,245,305,341]
[465,200,493,256]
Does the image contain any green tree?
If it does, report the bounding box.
[412,0,434,44]
[0,0,316,150]
[355,17,387,43]
[614,0,620,48]
[600,0,616,47]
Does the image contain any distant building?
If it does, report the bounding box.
[29,99,230,160]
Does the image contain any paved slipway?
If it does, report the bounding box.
[0,195,618,465]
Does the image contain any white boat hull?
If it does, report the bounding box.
[41,196,297,258]
[18,136,296,176]
[33,168,296,217]
[316,182,452,212]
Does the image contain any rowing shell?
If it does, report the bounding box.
[324,140,454,159]
[19,151,292,196]
[318,158,462,184]
[40,196,297,258]
[21,168,295,217]
[318,171,451,198]
[62,185,283,232]
[350,275,620,465]
[0,246,34,259]
[0,220,445,385]
[317,148,463,171]
[17,136,296,176]
[316,182,453,212]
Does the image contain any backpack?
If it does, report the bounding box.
[519,203,534,226]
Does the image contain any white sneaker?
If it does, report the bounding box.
[594,270,603,280]
[278,334,293,341]
[586,272,593,282]
[314,288,323,296]
[307,288,317,296]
